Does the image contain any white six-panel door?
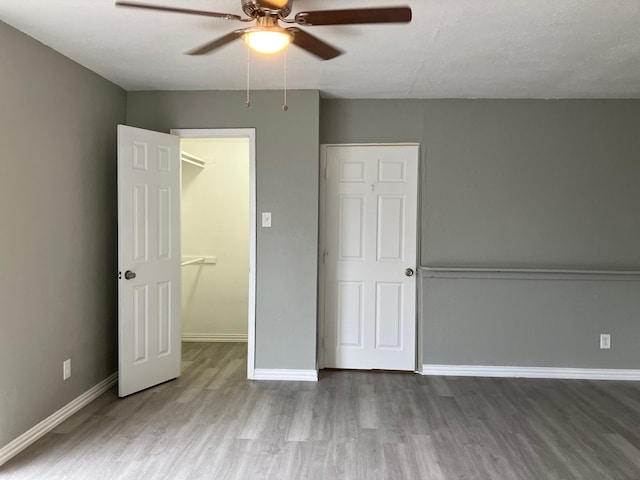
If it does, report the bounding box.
[323,145,418,371]
[117,125,182,397]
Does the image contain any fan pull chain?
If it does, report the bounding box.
[246,46,251,108]
[282,49,288,111]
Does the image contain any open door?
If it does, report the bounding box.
[117,125,182,397]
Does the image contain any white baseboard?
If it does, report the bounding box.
[420,364,640,381]
[182,333,248,343]
[253,369,318,382]
[0,373,118,468]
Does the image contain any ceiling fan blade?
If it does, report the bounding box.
[295,6,411,26]
[187,30,245,55]
[116,1,242,21]
[288,28,343,60]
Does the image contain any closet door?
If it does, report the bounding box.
[117,125,181,397]
[323,144,418,371]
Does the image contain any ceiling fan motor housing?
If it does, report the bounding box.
[242,0,293,18]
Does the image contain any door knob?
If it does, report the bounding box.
[405,268,414,277]
[124,270,137,280]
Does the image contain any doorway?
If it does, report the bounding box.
[117,126,257,397]
[173,128,257,379]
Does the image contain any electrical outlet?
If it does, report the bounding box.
[600,334,611,350]
[63,359,71,380]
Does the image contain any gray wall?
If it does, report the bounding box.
[0,21,125,448]
[127,90,320,370]
[321,99,640,368]
[422,272,640,368]
[420,100,640,268]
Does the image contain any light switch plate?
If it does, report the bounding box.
[63,359,71,380]
[262,212,272,227]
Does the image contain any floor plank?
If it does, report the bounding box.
[2,342,640,479]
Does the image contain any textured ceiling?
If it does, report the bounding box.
[1,0,640,98]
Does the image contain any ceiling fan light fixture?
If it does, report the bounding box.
[243,28,292,54]
[115,1,411,61]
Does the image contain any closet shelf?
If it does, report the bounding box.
[181,257,204,266]
[181,256,217,266]
[181,152,206,168]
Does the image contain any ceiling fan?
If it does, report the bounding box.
[116,0,412,60]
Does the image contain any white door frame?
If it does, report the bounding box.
[171,128,257,380]
[318,143,420,371]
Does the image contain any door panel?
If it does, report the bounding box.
[324,145,418,371]
[118,125,181,397]
[339,196,365,260]
[337,281,364,347]
[375,282,403,349]
[377,195,405,261]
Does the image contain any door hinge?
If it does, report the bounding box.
[323,167,327,180]
[323,251,328,264]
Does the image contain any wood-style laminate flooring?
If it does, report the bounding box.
[2,342,640,479]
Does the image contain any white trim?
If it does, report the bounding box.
[0,373,117,468]
[182,333,248,343]
[253,369,318,382]
[420,364,640,381]
[317,148,328,370]
[171,128,257,380]
[321,143,421,147]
